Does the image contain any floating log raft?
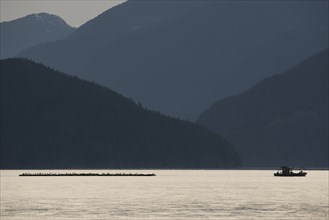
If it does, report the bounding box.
[19,172,156,177]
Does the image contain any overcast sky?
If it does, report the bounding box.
[0,0,125,27]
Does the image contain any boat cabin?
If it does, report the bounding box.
[281,166,292,174]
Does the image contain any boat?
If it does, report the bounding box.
[274,166,307,177]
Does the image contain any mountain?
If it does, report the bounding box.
[18,1,328,120]
[0,13,75,59]
[17,1,200,74]
[197,49,329,168]
[0,59,241,169]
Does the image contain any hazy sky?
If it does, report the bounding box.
[0,0,126,27]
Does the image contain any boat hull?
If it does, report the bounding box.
[274,173,307,177]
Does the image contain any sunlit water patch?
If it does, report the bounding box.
[1,170,328,219]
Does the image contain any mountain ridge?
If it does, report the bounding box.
[18,1,328,119]
[197,49,329,168]
[0,13,75,59]
[0,58,241,169]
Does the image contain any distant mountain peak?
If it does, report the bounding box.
[30,13,72,28]
[1,12,73,29]
[0,13,75,59]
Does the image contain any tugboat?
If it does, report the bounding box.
[274,166,307,177]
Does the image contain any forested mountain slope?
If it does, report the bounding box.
[198,49,329,168]
[0,59,241,169]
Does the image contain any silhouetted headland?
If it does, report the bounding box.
[19,172,156,177]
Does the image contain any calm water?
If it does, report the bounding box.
[1,170,328,220]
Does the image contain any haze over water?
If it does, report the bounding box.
[1,170,328,220]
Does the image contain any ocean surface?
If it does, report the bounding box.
[1,170,328,220]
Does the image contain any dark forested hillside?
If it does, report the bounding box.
[0,13,75,59]
[18,1,328,119]
[0,59,241,169]
[198,49,329,168]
